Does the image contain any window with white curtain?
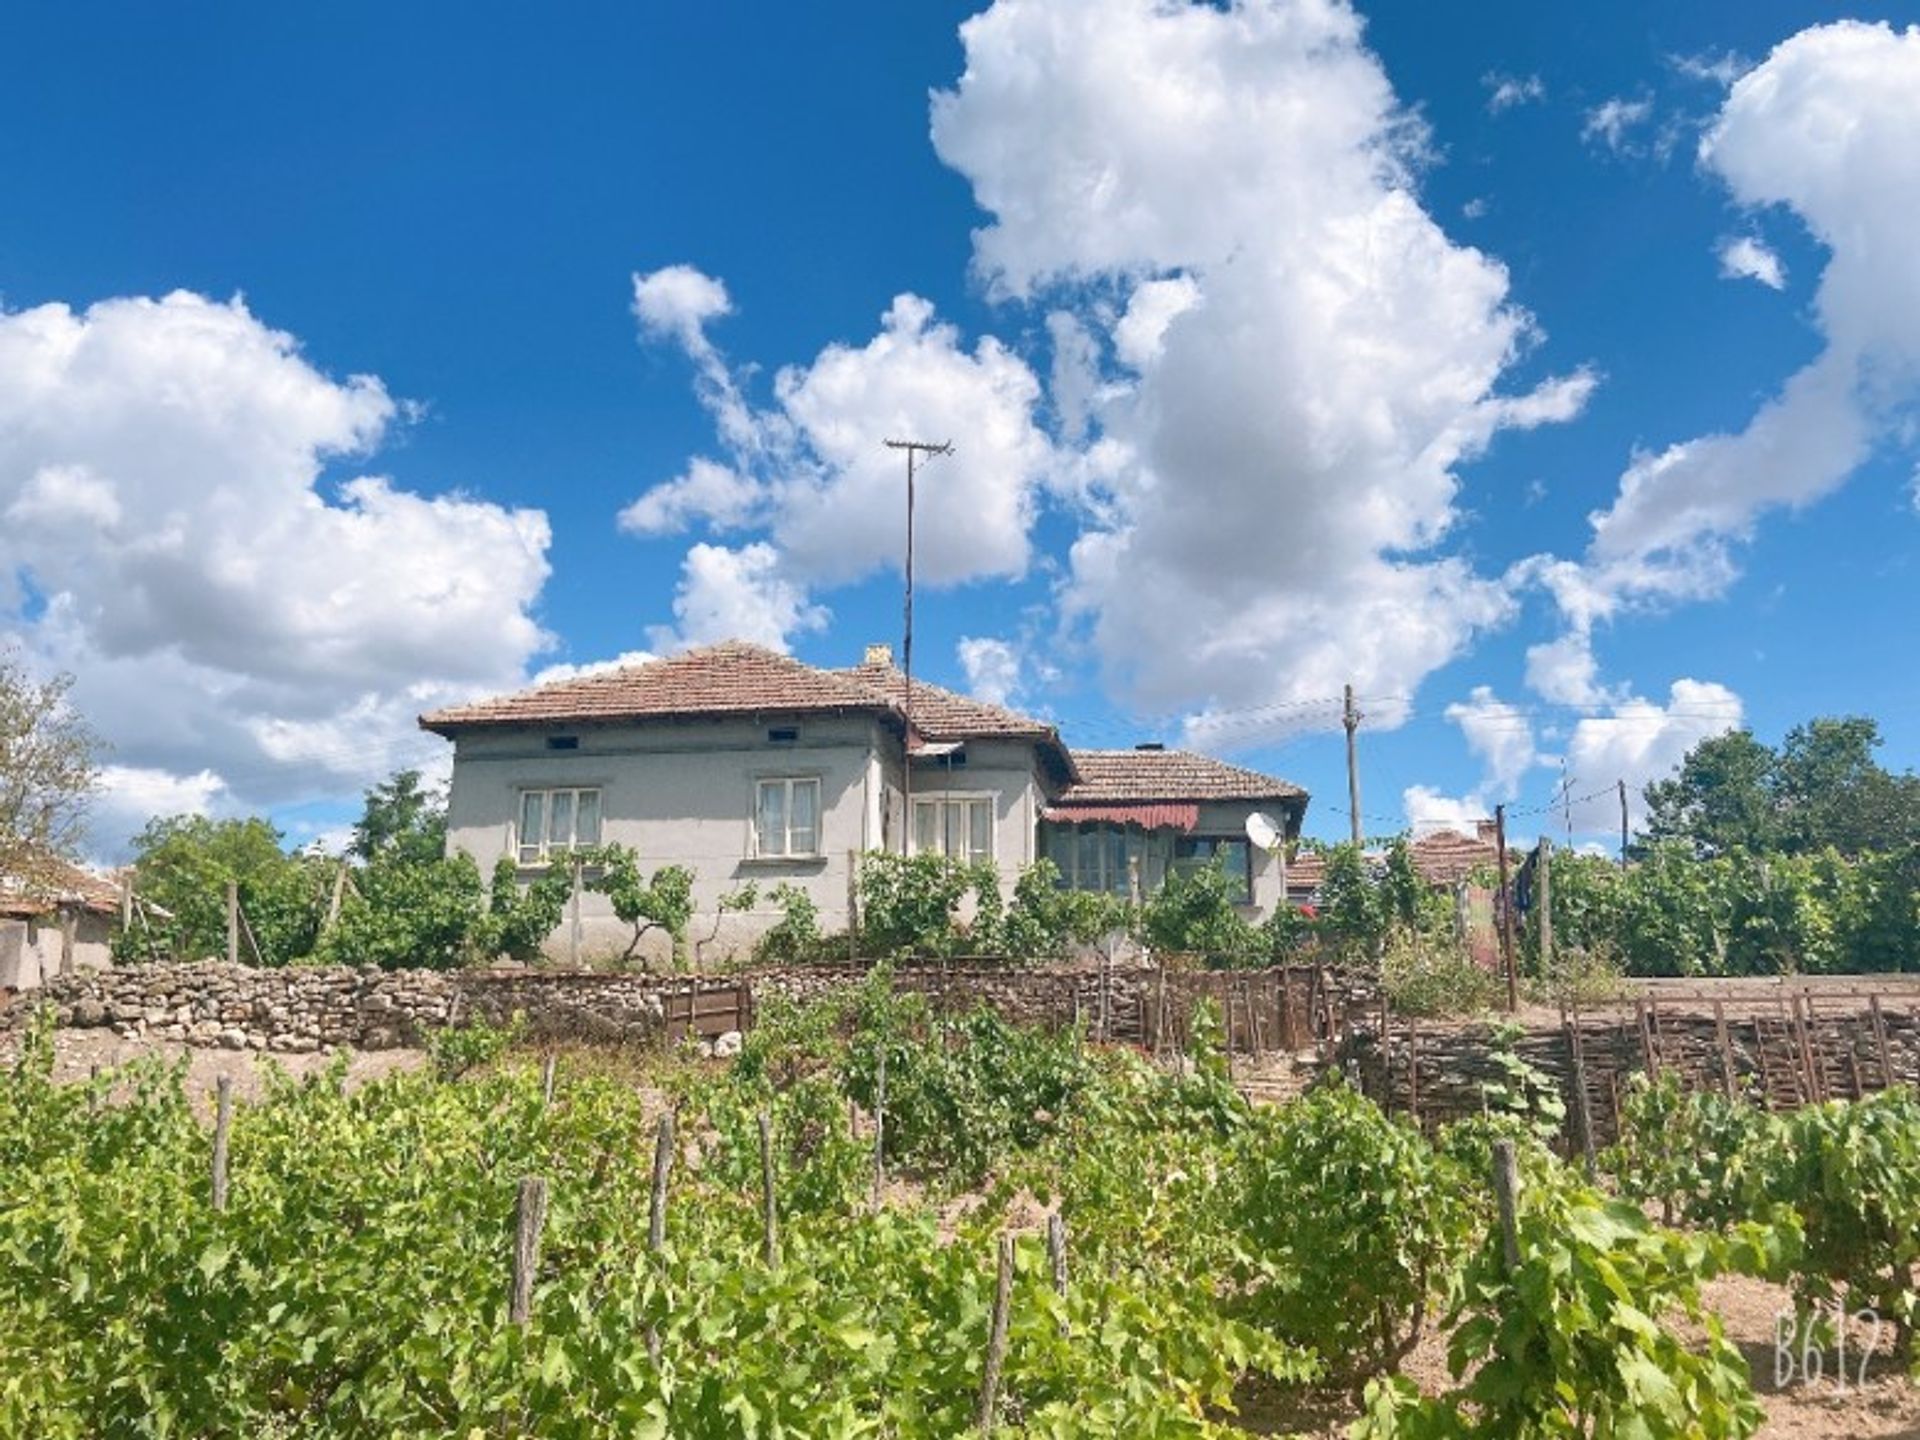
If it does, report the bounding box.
[754,777,822,858]
[517,787,602,865]
[910,793,994,863]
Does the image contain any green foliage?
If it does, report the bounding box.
[575,843,695,967]
[1360,1183,1772,1440]
[1235,1079,1473,1380]
[1646,715,1920,859]
[753,882,824,964]
[319,850,490,970]
[1607,1072,1776,1227]
[348,768,446,866]
[1477,1022,1567,1145]
[481,854,573,963]
[122,814,331,964]
[427,1012,525,1079]
[855,851,978,956]
[1378,927,1501,1018]
[1139,857,1256,965]
[1316,841,1387,962]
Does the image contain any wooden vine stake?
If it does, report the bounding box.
[509,1176,548,1326]
[758,1110,779,1266]
[976,1233,1015,1436]
[210,1075,233,1212]
[542,1054,558,1108]
[1491,1139,1521,1274]
[1046,1213,1068,1297]
[648,1112,674,1252]
[1564,1024,1596,1174]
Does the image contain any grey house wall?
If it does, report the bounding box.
[0,910,113,991]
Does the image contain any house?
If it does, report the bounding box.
[420,640,1308,961]
[0,853,122,992]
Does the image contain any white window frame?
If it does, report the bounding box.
[515,786,602,866]
[909,792,996,863]
[753,776,823,860]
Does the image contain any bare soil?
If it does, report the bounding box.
[0,1026,427,1100]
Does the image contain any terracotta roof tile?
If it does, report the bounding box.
[0,854,123,918]
[831,662,1059,742]
[420,642,891,733]
[1408,827,1500,886]
[1054,749,1305,804]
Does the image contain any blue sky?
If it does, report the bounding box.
[3,0,1917,854]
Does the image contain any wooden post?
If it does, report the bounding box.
[1046,1213,1067,1297]
[758,1110,779,1266]
[848,849,860,963]
[1618,779,1630,869]
[119,875,134,930]
[648,1113,674,1252]
[1279,968,1296,1050]
[1155,967,1169,1058]
[1492,1140,1521,1273]
[1713,1001,1738,1101]
[325,860,349,933]
[542,1054,557,1107]
[977,1234,1014,1436]
[568,858,582,969]
[1565,1023,1596,1173]
[1752,1017,1778,1107]
[1247,976,1264,1060]
[1097,953,1111,1044]
[225,881,240,967]
[510,1175,548,1325]
[872,1045,888,1209]
[1870,994,1895,1089]
[211,1075,233,1212]
[1342,683,1363,845]
[1223,987,1237,1082]
[1494,806,1517,1013]
[1535,838,1553,979]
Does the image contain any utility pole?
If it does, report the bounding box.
[1617,779,1631,870]
[883,438,953,850]
[1343,684,1363,845]
[1495,804,1518,1013]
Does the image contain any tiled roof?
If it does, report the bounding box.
[1054,749,1305,804]
[1408,827,1500,886]
[832,661,1059,742]
[1282,849,1326,894]
[420,642,894,734]
[0,854,123,918]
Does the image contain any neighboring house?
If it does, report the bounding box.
[420,640,1308,962]
[0,854,121,992]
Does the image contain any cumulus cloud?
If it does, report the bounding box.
[1717,234,1787,289]
[531,650,659,686]
[1402,784,1491,837]
[927,0,1589,746]
[1483,72,1545,114]
[622,274,1057,648]
[646,542,827,654]
[0,291,552,854]
[1563,679,1744,831]
[957,635,1023,706]
[1538,21,1920,658]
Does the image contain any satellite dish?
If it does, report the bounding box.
[1245,811,1284,852]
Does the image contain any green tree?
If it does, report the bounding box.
[319,851,489,970]
[1775,716,1920,855]
[1642,729,1780,856]
[124,815,326,964]
[348,768,446,866]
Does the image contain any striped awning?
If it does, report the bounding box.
[1039,802,1201,832]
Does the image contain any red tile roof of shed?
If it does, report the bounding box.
[1053,749,1305,804]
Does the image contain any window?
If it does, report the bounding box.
[1041,822,1143,896]
[517,787,601,864]
[546,735,580,751]
[1173,836,1253,904]
[755,777,821,858]
[767,726,799,744]
[910,794,994,862]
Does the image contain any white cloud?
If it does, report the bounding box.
[0,291,553,852]
[531,649,659,686]
[632,264,732,343]
[1673,50,1750,87]
[1483,72,1545,114]
[957,635,1023,706]
[646,542,827,654]
[1402,784,1490,837]
[1524,630,1609,707]
[623,283,1058,652]
[1538,21,1920,649]
[1447,685,1537,800]
[927,0,1589,747]
[1717,234,1786,289]
[1583,96,1654,152]
[1562,679,1744,831]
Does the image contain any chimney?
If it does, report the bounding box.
[862,643,894,667]
[1134,741,1166,752]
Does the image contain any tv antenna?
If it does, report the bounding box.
[884,438,953,837]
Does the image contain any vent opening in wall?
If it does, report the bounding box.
[547,735,580,751]
[768,726,799,744]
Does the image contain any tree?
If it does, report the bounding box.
[0,660,101,888]
[349,769,447,866]
[1642,729,1779,856]
[124,815,327,963]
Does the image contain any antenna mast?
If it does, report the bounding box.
[883,438,953,850]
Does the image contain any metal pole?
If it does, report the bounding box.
[884,439,952,853]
